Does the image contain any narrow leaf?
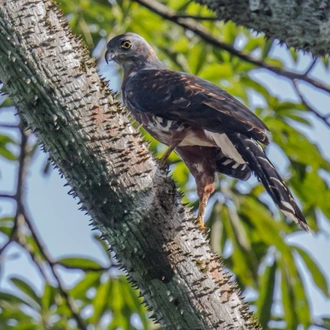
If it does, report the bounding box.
[10,277,41,307]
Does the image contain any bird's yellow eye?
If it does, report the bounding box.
[121,41,131,49]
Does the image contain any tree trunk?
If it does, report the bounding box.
[196,0,330,56]
[0,0,259,329]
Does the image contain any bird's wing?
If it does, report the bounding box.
[124,69,270,145]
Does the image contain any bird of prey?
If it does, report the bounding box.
[105,32,310,233]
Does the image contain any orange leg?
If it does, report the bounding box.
[174,146,217,231]
[195,183,214,231]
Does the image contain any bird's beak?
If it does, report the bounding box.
[105,49,115,64]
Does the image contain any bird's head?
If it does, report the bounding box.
[105,33,166,74]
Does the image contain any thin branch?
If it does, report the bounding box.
[14,121,28,208]
[293,80,330,128]
[0,123,27,258]
[172,14,218,21]
[15,213,49,282]
[0,123,19,129]
[2,121,87,330]
[0,239,14,255]
[0,194,15,199]
[21,206,88,330]
[304,57,317,76]
[133,0,330,94]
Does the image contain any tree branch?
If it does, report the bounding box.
[292,80,330,128]
[0,194,15,199]
[172,14,218,21]
[0,122,29,256]
[0,123,19,129]
[0,0,258,328]
[304,58,317,76]
[21,206,88,330]
[195,0,330,56]
[134,0,330,94]
[0,120,87,329]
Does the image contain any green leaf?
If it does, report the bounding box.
[222,204,256,286]
[243,36,265,53]
[239,195,291,248]
[57,256,103,270]
[290,47,298,62]
[320,54,329,71]
[261,39,273,59]
[41,283,56,313]
[0,97,13,107]
[266,117,330,172]
[0,217,14,236]
[189,43,209,76]
[295,246,329,297]
[199,63,233,81]
[0,291,32,307]
[70,272,101,299]
[240,76,271,100]
[291,170,330,222]
[256,260,277,328]
[265,58,284,68]
[281,263,297,329]
[10,276,41,308]
[222,21,239,45]
[90,278,111,324]
[0,134,17,161]
[282,251,311,328]
[321,317,330,329]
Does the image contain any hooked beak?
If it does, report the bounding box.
[105,49,115,64]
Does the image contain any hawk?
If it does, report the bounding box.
[105,33,310,233]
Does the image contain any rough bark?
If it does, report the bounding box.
[196,0,330,56]
[0,0,260,329]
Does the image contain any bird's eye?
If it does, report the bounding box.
[121,41,131,49]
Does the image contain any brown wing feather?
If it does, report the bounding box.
[124,69,270,145]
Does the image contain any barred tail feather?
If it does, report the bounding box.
[229,133,311,233]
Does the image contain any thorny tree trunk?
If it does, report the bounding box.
[0,0,259,329]
[196,0,330,56]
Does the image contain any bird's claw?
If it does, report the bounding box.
[194,216,209,233]
[199,225,210,234]
[158,158,168,171]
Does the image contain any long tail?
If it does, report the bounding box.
[229,133,311,233]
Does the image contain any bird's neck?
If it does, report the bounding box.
[122,55,167,79]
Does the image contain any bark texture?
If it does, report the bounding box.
[0,0,260,329]
[196,0,330,56]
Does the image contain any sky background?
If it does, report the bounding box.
[0,40,330,328]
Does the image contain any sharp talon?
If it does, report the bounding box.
[194,219,210,233]
[195,216,204,228]
[158,159,168,170]
[200,226,210,234]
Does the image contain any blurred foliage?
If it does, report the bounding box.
[1,0,330,329]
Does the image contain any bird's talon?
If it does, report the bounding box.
[158,159,168,170]
[194,221,210,234]
[194,216,208,233]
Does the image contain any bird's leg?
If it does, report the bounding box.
[196,182,214,231]
[159,142,180,169]
[159,128,188,169]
